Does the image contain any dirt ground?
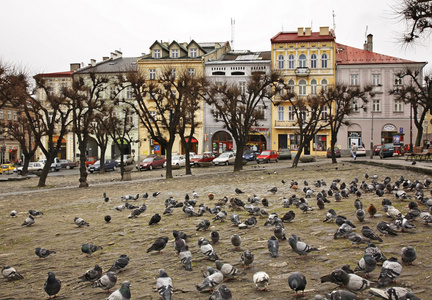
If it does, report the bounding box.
[0,162,430,299]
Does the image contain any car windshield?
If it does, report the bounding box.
[219,153,230,158]
[261,151,271,155]
[142,158,154,162]
[193,155,203,159]
[172,156,181,160]
[244,150,254,155]
[93,161,101,165]
[280,149,289,153]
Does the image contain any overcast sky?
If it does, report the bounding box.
[1,0,430,75]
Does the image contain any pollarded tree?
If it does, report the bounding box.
[204,71,280,172]
[395,0,432,44]
[90,112,110,173]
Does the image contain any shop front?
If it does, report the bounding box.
[212,131,233,154]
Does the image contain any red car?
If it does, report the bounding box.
[136,156,166,170]
[190,153,215,167]
[256,150,279,163]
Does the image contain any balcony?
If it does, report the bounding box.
[295,67,310,76]
[274,120,297,128]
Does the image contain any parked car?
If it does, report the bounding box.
[190,153,215,166]
[355,146,367,157]
[137,156,166,170]
[380,143,394,159]
[256,150,279,164]
[59,159,78,169]
[38,158,61,172]
[14,162,45,175]
[85,156,98,166]
[326,147,341,158]
[373,145,382,156]
[1,164,15,174]
[88,159,118,173]
[171,155,186,167]
[242,150,258,161]
[212,152,236,166]
[115,154,134,165]
[278,148,292,160]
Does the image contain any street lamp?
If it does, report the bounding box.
[409,103,413,153]
[370,104,374,159]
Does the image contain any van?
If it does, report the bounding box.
[38,157,62,172]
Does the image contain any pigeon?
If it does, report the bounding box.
[378,257,403,287]
[268,187,277,194]
[196,267,223,291]
[156,269,173,300]
[81,243,102,256]
[209,284,233,300]
[334,221,354,239]
[299,202,314,213]
[29,209,44,216]
[196,219,211,231]
[198,238,219,261]
[267,236,279,258]
[215,260,238,279]
[261,197,269,207]
[241,250,254,269]
[368,203,377,218]
[282,211,295,223]
[173,230,188,240]
[44,271,61,299]
[74,217,89,227]
[108,254,129,273]
[115,205,125,212]
[147,237,169,254]
[149,213,161,225]
[401,246,417,265]
[213,210,227,222]
[93,271,117,293]
[238,216,257,229]
[420,211,432,224]
[107,280,131,300]
[142,192,148,199]
[394,217,416,232]
[183,205,197,217]
[369,287,420,300]
[288,234,319,258]
[356,209,366,222]
[385,206,402,219]
[21,215,35,226]
[153,192,161,198]
[121,194,139,201]
[274,225,286,241]
[325,290,359,300]
[125,202,138,210]
[230,214,241,226]
[235,188,244,194]
[361,226,383,242]
[174,236,186,254]
[365,243,388,264]
[179,245,192,271]
[192,190,199,198]
[210,230,220,244]
[231,234,241,250]
[35,247,56,259]
[78,264,103,283]
[377,221,398,236]
[355,253,377,277]
[331,269,374,292]
[10,210,17,217]
[288,272,307,297]
[323,209,337,222]
[253,271,270,291]
[103,192,109,202]
[347,232,370,246]
[2,266,24,281]
[105,215,111,223]
[354,199,363,210]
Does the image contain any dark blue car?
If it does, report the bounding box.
[88,159,118,173]
[242,150,259,161]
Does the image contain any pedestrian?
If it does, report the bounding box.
[351,143,358,160]
[426,140,430,149]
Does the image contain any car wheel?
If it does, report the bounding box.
[113,166,117,171]
[89,170,94,173]
[50,167,55,172]
[66,165,71,170]
[257,161,260,164]
[149,165,153,170]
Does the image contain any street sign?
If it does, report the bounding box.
[400,127,403,133]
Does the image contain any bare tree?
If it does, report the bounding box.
[204,71,280,171]
[90,112,110,173]
[0,62,28,109]
[395,0,432,44]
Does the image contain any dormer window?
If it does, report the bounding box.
[154,49,161,58]
[190,48,197,58]
[171,49,179,58]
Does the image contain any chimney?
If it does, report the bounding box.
[297,27,304,36]
[319,27,329,36]
[70,63,81,71]
[115,50,123,58]
[363,34,373,52]
[103,56,109,61]
[305,27,311,36]
[90,59,96,67]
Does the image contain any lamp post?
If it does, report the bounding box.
[409,103,413,152]
[370,106,374,159]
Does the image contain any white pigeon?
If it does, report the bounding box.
[253,271,270,291]
[156,269,173,300]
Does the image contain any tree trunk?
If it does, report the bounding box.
[37,155,55,187]
[291,145,304,168]
[20,154,31,176]
[165,145,173,179]
[78,144,89,188]
[234,142,246,172]
[330,132,338,164]
[415,125,423,147]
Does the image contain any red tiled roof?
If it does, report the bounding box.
[335,43,420,65]
[271,31,335,43]
[34,71,74,78]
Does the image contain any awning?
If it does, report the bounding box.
[185,138,198,143]
[8,146,17,152]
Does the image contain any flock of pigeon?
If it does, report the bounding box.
[3,168,432,299]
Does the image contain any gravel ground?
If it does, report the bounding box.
[0,161,430,299]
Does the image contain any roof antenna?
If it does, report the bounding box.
[365,25,368,42]
[332,10,336,35]
[231,18,235,51]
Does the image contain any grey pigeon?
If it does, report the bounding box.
[198,238,219,261]
[401,246,417,265]
[35,247,56,259]
[378,257,402,287]
[331,269,373,292]
[288,272,307,297]
[215,260,238,279]
[108,254,129,273]
[81,243,102,256]
[355,253,377,277]
[156,269,173,300]
[356,209,366,222]
[121,193,139,201]
[209,283,233,300]
[361,226,383,242]
[173,230,188,240]
[44,271,61,299]
[394,217,416,232]
[231,234,241,250]
[377,221,398,236]
[365,243,387,263]
[183,205,197,217]
[10,210,17,217]
[2,266,24,281]
[78,264,102,283]
[174,237,186,254]
[210,230,220,244]
[74,217,89,227]
[267,236,279,257]
[29,209,43,216]
[149,213,161,225]
[21,215,35,226]
[369,287,419,300]
[196,267,223,291]
[253,271,270,291]
[229,214,241,226]
[354,199,363,210]
[196,219,211,231]
[323,209,337,222]
[179,245,192,271]
[241,250,254,269]
[325,290,359,300]
[93,271,117,292]
[146,237,169,254]
[213,210,227,222]
[107,281,131,300]
[347,232,370,246]
[288,234,318,257]
[274,225,286,241]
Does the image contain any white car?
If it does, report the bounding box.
[212,152,236,166]
[171,155,186,167]
[354,146,367,157]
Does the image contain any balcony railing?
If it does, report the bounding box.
[295,67,310,76]
[274,120,297,128]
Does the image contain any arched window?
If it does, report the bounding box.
[321,53,328,68]
[288,54,295,69]
[311,79,317,95]
[321,78,328,92]
[277,54,284,69]
[288,79,295,93]
[299,79,307,95]
[311,54,317,69]
[299,54,306,68]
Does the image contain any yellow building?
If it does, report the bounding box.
[137,40,230,157]
[270,27,336,155]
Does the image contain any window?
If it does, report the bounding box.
[171,49,179,58]
[0,110,3,119]
[278,106,284,121]
[149,111,156,122]
[288,105,295,121]
[149,69,156,80]
[394,76,403,85]
[321,106,328,120]
[394,100,403,112]
[171,68,176,79]
[257,105,266,120]
[109,87,116,99]
[310,54,317,69]
[299,54,306,68]
[350,74,359,86]
[314,135,327,151]
[311,79,317,95]
[372,99,381,112]
[153,49,161,58]
[351,99,359,112]
[288,79,295,93]
[321,79,328,92]
[277,54,284,69]
[239,81,246,94]
[288,54,295,69]
[299,79,307,95]
[299,108,307,124]
[13,111,17,121]
[321,53,328,68]
[126,87,135,99]
[290,134,301,150]
[188,68,195,78]
[190,48,197,58]
[7,110,11,120]
[373,74,381,86]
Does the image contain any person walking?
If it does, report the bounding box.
[351,143,358,160]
